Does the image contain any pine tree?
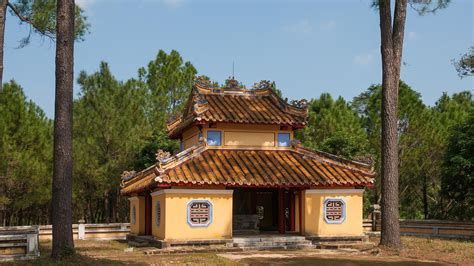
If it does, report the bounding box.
[51,0,75,257]
[0,81,52,226]
[300,93,368,159]
[138,50,197,128]
[74,62,153,223]
[441,109,474,220]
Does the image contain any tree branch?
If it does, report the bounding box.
[7,2,30,24]
[7,1,55,40]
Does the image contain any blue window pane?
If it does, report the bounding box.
[207,131,222,146]
[278,133,290,147]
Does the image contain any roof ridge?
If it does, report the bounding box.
[294,145,374,174]
[167,76,309,138]
[158,142,208,172]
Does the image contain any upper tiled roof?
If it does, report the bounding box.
[167,78,308,138]
[120,144,375,195]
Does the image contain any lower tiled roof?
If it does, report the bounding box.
[121,145,375,195]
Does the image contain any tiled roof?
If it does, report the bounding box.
[120,144,375,195]
[167,78,308,138]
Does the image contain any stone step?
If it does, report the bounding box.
[233,238,307,243]
[232,236,306,243]
[239,243,315,251]
[315,242,375,250]
[233,240,312,248]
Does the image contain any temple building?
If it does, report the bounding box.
[120,77,375,246]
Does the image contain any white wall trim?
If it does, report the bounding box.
[306,189,364,194]
[151,189,233,196]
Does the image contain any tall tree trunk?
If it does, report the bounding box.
[0,0,6,91]
[378,0,407,249]
[51,0,75,258]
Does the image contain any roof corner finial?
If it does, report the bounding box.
[232,61,235,80]
[156,149,171,162]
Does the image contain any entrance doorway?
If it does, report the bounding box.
[233,188,298,234]
[144,193,152,235]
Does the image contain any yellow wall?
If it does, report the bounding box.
[183,134,199,149]
[204,123,293,149]
[180,123,295,149]
[224,131,275,147]
[129,196,145,235]
[304,189,364,237]
[150,189,233,241]
[151,191,166,239]
[182,126,200,150]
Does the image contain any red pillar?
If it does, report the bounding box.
[278,188,285,234]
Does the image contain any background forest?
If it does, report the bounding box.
[0,50,472,226]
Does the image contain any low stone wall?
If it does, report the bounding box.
[0,226,39,261]
[364,219,474,240]
[38,222,130,241]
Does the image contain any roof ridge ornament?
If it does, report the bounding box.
[224,77,241,90]
[121,170,136,181]
[156,149,171,162]
[252,80,273,90]
[194,75,211,89]
[289,99,308,109]
[192,93,209,115]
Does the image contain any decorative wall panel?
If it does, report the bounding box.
[155,201,161,226]
[187,200,213,227]
[324,199,346,224]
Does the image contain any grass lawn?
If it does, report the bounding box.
[2,236,473,265]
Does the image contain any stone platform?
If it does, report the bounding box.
[127,234,373,254]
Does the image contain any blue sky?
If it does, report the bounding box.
[4,0,473,117]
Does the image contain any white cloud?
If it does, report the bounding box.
[161,0,184,8]
[281,20,312,34]
[353,52,375,65]
[319,20,336,31]
[76,0,97,9]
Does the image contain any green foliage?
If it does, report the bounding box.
[138,50,197,128]
[300,93,368,159]
[0,80,52,225]
[440,102,474,221]
[73,62,152,222]
[133,131,179,170]
[453,46,474,78]
[353,82,473,219]
[353,81,430,218]
[10,0,89,47]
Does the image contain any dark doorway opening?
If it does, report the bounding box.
[233,188,297,234]
[144,193,152,235]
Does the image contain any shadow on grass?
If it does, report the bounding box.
[240,256,443,266]
[3,240,143,266]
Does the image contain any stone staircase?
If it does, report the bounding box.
[232,235,314,250]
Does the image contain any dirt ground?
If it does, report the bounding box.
[2,236,473,265]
